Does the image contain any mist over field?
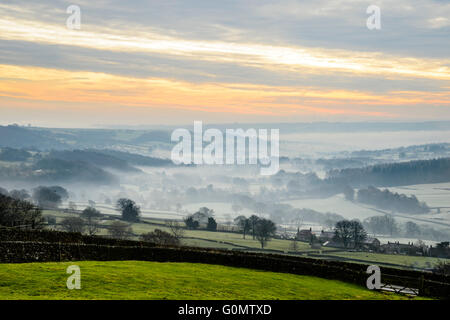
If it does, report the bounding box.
[1,122,450,248]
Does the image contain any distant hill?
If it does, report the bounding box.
[131,130,171,143]
[48,149,173,170]
[95,149,173,166]
[32,158,117,184]
[0,157,117,185]
[0,147,32,162]
[0,146,176,185]
[0,125,68,149]
[0,125,173,151]
[327,158,450,187]
[349,143,450,158]
[48,150,140,172]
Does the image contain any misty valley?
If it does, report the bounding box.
[0,122,449,276]
[3,0,450,305]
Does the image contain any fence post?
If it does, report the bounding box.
[419,275,424,295]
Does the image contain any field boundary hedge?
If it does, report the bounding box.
[0,228,155,247]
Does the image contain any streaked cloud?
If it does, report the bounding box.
[0,0,449,126]
[428,17,450,29]
[1,64,448,118]
[0,17,448,81]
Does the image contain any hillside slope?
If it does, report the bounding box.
[0,261,423,300]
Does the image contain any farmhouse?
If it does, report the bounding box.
[296,228,315,242]
[429,242,450,258]
[381,241,418,255]
[363,237,381,251]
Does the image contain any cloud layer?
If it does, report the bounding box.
[0,0,449,126]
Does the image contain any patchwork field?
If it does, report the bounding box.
[390,183,450,208]
[283,194,378,220]
[63,183,450,234]
[42,209,449,271]
[284,191,450,234]
[0,261,425,300]
[322,251,448,269]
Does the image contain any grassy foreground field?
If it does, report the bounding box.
[0,261,424,300]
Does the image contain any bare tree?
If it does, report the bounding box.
[60,217,85,233]
[234,215,250,239]
[248,215,260,240]
[433,261,450,275]
[289,238,299,252]
[81,207,102,236]
[351,220,367,249]
[254,219,277,249]
[0,194,44,230]
[334,220,353,248]
[334,220,367,248]
[108,220,133,239]
[165,220,185,242]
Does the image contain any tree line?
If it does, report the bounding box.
[363,215,449,241]
[357,186,429,214]
[0,185,69,208]
[233,215,277,248]
[333,220,367,248]
[327,158,450,187]
[0,193,44,230]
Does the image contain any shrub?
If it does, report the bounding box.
[140,229,179,246]
[60,217,85,233]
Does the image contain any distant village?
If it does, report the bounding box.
[291,228,450,259]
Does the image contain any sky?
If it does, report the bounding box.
[0,0,449,127]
